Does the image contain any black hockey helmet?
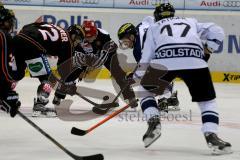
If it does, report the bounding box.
[67,24,85,47]
[117,23,137,40]
[154,3,175,22]
[67,24,85,40]
[0,7,16,32]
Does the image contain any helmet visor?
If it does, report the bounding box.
[119,37,133,50]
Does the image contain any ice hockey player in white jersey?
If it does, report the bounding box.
[117,16,180,112]
[135,2,232,154]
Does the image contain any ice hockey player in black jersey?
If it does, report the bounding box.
[0,7,20,117]
[135,2,232,154]
[118,20,180,113]
[53,19,137,109]
[11,22,85,117]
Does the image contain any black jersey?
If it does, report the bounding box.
[12,22,73,80]
[0,30,15,97]
[74,28,115,70]
[73,28,135,100]
[18,22,73,65]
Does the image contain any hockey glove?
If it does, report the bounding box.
[0,91,21,117]
[127,97,138,108]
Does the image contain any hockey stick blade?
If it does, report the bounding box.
[77,153,104,160]
[71,127,87,136]
[92,102,119,115]
[71,100,137,137]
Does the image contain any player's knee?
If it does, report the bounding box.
[140,96,158,112]
[37,81,52,100]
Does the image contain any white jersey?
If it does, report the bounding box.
[138,16,155,49]
[133,16,155,62]
[138,17,224,71]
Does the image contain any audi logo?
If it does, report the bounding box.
[81,0,100,4]
[223,1,240,7]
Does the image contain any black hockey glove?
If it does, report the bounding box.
[0,91,21,118]
[127,97,138,108]
[121,85,138,108]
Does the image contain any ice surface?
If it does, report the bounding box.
[0,78,240,160]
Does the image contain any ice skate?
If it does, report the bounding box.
[143,116,161,148]
[204,132,232,155]
[32,98,57,117]
[167,91,180,111]
[52,96,61,106]
[157,97,168,112]
[157,91,180,112]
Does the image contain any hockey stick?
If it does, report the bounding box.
[75,90,119,114]
[71,99,138,136]
[2,101,104,160]
[91,64,139,115]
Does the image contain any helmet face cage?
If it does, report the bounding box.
[154,3,175,22]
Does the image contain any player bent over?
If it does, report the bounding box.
[135,3,232,154]
[53,19,137,109]
[0,7,20,117]
[11,22,85,117]
[117,19,179,112]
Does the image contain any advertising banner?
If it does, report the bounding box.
[5,6,240,74]
[0,0,44,6]
[114,0,185,9]
[185,0,240,11]
[44,0,114,8]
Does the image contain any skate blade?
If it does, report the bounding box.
[46,111,57,117]
[32,111,57,118]
[209,145,233,155]
[168,106,181,112]
[32,111,41,117]
[144,128,161,148]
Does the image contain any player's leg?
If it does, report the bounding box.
[157,81,180,112]
[32,75,56,117]
[180,68,232,154]
[140,69,176,148]
[52,68,83,105]
[13,36,55,117]
[139,86,161,148]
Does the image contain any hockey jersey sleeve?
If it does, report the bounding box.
[134,26,155,79]
[192,18,224,52]
[104,50,136,100]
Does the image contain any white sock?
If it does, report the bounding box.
[198,99,219,134]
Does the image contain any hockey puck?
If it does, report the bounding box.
[103,96,109,101]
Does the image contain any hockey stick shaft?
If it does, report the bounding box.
[75,91,99,106]
[88,103,131,133]
[2,101,103,160]
[76,64,139,108]
[17,110,77,159]
[72,99,138,136]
